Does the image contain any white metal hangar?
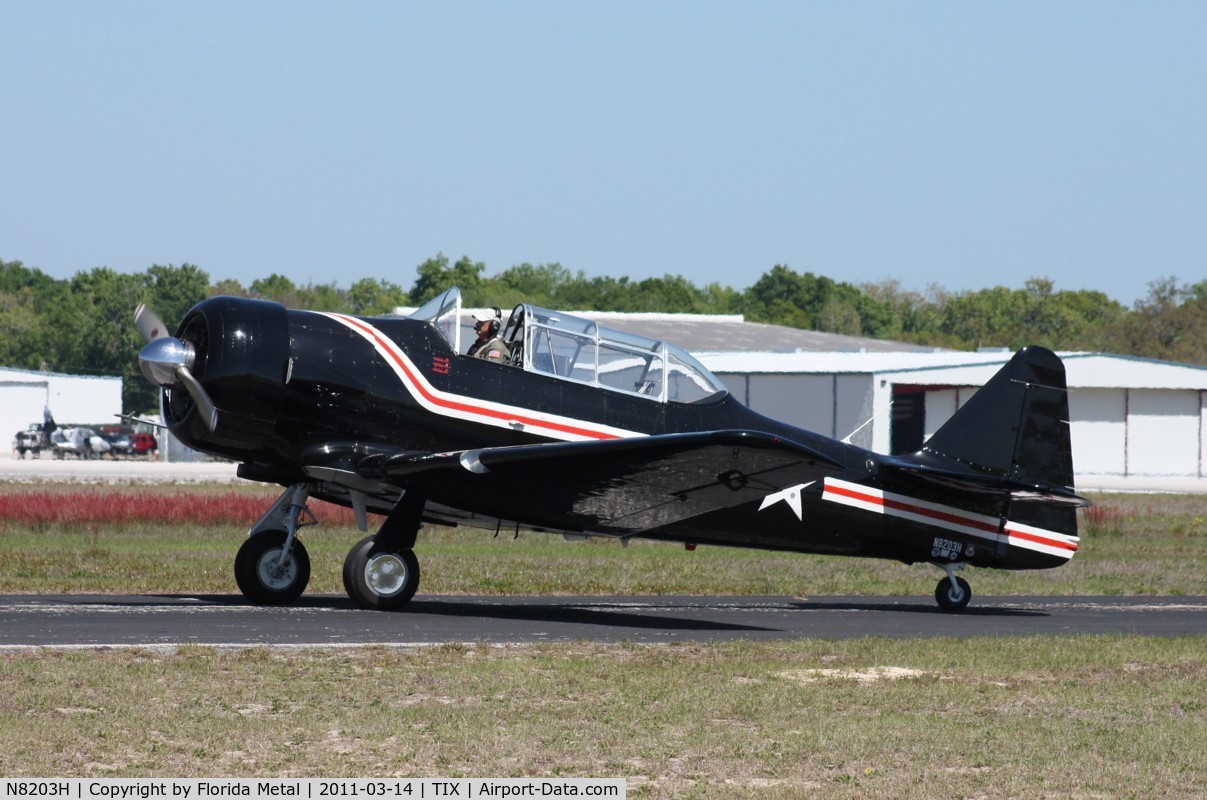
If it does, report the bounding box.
[395,306,1207,489]
[698,350,1207,489]
[1,367,123,447]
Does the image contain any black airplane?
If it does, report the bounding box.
[135,286,1084,612]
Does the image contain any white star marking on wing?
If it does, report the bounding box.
[758,482,815,521]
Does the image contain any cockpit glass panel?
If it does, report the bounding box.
[665,344,728,404]
[530,307,596,336]
[598,342,662,397]
[529,324,593,381]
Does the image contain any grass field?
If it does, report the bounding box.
[0,484,1204,797]
[0,638,1203,798]
[0,487,1203,597]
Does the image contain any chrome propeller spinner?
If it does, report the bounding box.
[135,303,219,431]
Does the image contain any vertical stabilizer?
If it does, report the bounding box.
[921,347,1075,491]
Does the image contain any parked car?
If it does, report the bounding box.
[129,432,158,457]
[13,424,52,458]
[50,427,111,459]
[103,432,134,458]
[13,430,44,458]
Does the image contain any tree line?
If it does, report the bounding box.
[2,255,1204,416]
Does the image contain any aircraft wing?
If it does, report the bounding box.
[360,430,847,535]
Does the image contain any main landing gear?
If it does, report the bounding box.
[342,491,424,610]
[234,484,425,611]
[934,563,972,613]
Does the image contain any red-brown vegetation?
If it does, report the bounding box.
[0,489,359,526]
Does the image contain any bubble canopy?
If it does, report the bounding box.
[408,287,729,405]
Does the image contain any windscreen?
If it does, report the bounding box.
[407,287,462,353]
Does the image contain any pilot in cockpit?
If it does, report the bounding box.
[467,308,512,363]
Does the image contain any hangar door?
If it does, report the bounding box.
[890,386,926,454]
[891,384,976,455]
[1127,389,1201,477]
[1067,389,1126,475]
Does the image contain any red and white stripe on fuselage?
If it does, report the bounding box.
[821,477,1079,562]
[317,312,645,442]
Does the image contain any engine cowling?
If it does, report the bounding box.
[162,296,291,459]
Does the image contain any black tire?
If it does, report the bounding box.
[935,575,972,612]
[343,535,420,611]
[234,530,311,605]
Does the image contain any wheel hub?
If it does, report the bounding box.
[364,553,408,597]
[257,548,297,590]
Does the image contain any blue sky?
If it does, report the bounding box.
[2,1,1203,305]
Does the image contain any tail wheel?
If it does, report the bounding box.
[234,529,311,605]
[935,575,972,613]
[343,535,421,611]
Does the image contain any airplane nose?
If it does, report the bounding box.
[134,296,290,440]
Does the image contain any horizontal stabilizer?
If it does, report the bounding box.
[880,455,1090,507]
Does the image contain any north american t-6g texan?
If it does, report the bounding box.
[134,286,1084,613]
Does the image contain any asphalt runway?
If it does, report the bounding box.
[0,594,1203,650]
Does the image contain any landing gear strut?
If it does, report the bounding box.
[343,490,424,611]
[234,484,314,604]
[934,563,972,613]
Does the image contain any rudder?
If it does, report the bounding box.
[921,346,1075,492]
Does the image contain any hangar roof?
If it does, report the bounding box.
[547,312,942,354]
[698,350,1207,391]
[0,366,121,383]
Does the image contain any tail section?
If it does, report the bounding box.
[881,347,1084,560]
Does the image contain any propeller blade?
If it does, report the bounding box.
[134,304,169,343]
[175,366,219,432]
